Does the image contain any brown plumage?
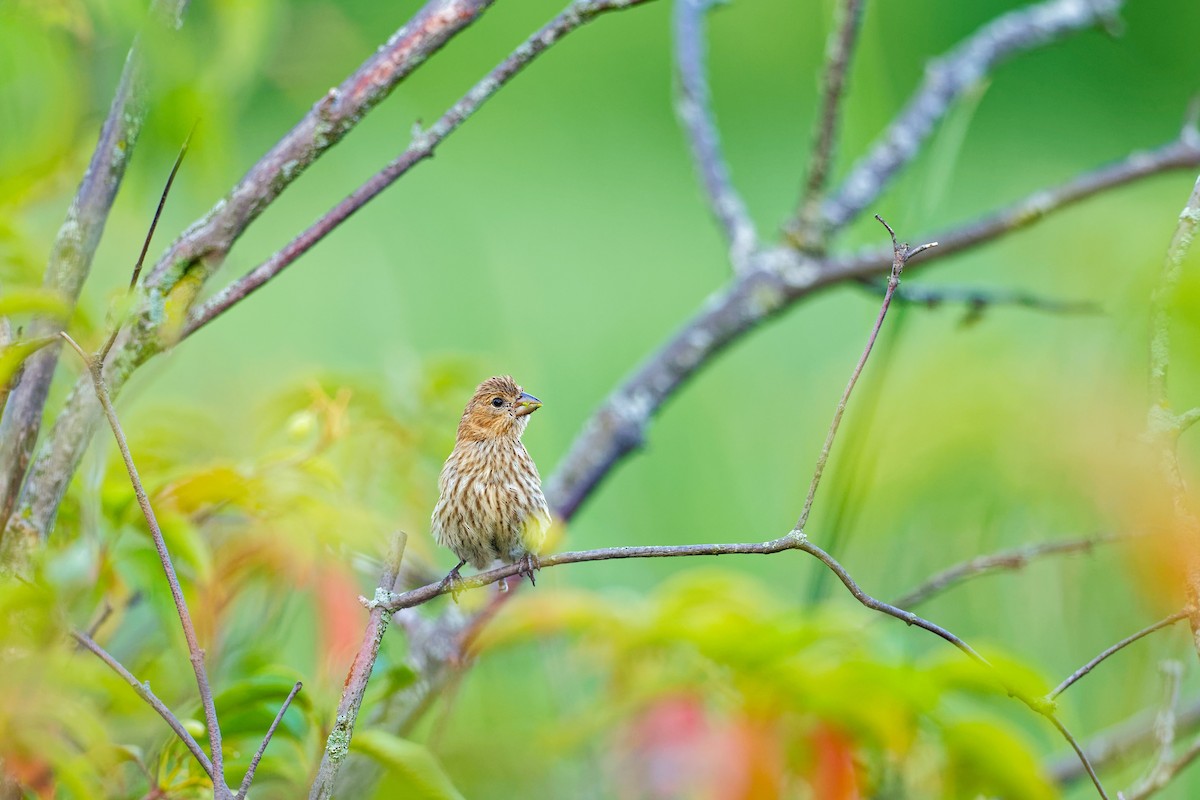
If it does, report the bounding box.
[432,376,550,594]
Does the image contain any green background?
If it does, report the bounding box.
[4,0,1200,796]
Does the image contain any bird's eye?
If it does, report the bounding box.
[491,397,504,408]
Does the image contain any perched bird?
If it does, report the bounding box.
[432,375,551,595]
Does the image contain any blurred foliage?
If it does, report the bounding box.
[2,0,1200,797]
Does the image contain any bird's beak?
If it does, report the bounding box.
[514,392,542,416]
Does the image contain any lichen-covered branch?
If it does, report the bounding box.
[308,533,406,800]
[821,0,1122,231]
[674,0,757,271]
[0,0,188,541]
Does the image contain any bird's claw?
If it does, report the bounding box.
[517,553,541,586]
[438,565,467,603]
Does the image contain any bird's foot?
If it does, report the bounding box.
[516,552,541,587]
[438,561,468,603]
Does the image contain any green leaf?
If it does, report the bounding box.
[351,729,465,800]
[0,286,70,319]
[0,334,57,389]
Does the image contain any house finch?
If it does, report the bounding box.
[432,375,550,595]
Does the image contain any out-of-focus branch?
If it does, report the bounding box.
[1145,169,1200,657]
[308,533,407,800]
[797,216,935,531]
[674,0,757,271]
[820,0,1123,231]
[878,280,1101,320]
[1121,661,1184,800]
[1049,612,1188,700]
[0,0,189,539]
[790,0,865,249]
[1121,737,1200,800]
[1050,696,1200,786]
[188,0,659,336]
[59,334,231,800]
[4,0,658,550]
[71,630,214,780]
[825,132,1200,283]
[235,681,302,800]
[546,132,1200,522]
[893,534,1123,608]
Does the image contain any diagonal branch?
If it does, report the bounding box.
[796,216,935,531]
[674,0,757,272]
[0,0,189,539]
[59,333,230,799]
[236,681,302,800]
[187,0,660,337]
[893,533,1124,608]
[71,630,214,780]
[1050,611,1188,700]
[308,533,407,800]
[879,280,1102,319]
[791,0,866,248]
[544,130,1199,523]
[820,0,1123,231]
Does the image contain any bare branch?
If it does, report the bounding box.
[674,0,757,271]
[826,134,1200,283]
[375,529,1106,796]
[4,0,504,546]
[59,333,230,799]
[1120,738,1200,800]
[797,217,934,531]
[545,133,1199,523]
[1051,696,1200,786]
[1050,612,1188,700]
[821,0,1123,231]
[188,0,659,337]
[308,532,408,800]
[893,534,1124,608]
[1120,661,1184,800]
[235,681,302,800]
[791,0,866,248]
[71,630,214,780]
[0,0,189,537]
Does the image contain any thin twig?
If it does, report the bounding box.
[1051,612,1188,700]
[308,531,408,800]
[98,121,197,366]
[373,529,1107,797]
[796,216,935,531]
[821,0,1124,230]
[71,630,214,779]
[792,0,866,248]
[186,0,659,337]
[674,0,757,271]
[59,332,230,799]
[235,681,302,800]
[893,534,1124,608]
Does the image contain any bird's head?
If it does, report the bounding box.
[456,375,542,442]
